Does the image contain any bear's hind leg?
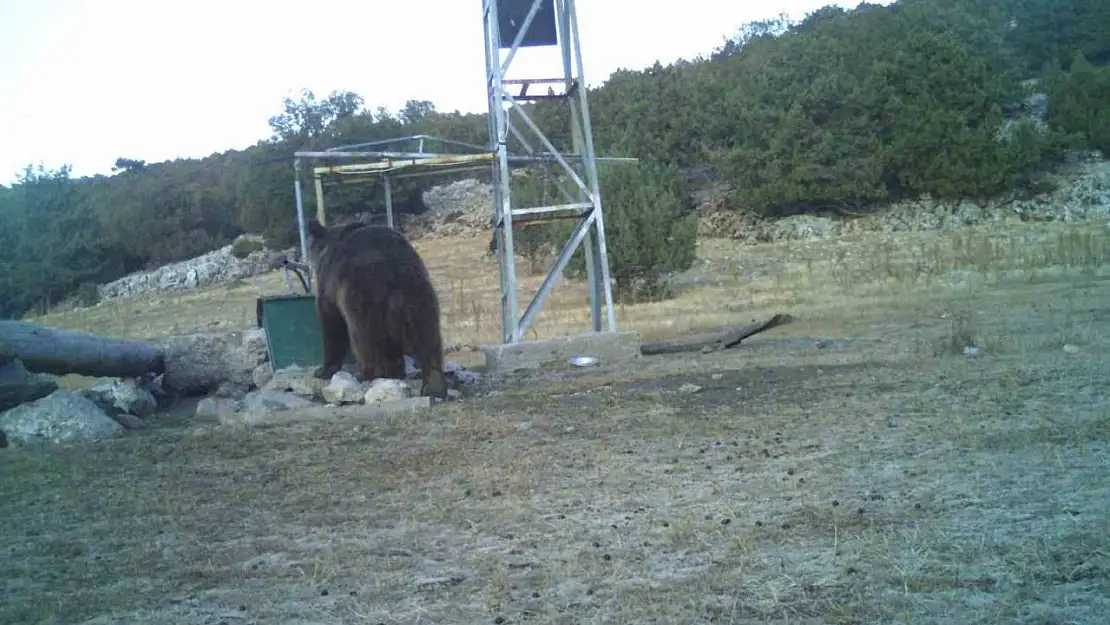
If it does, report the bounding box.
[410,334,448,400]
[314,298,350,380]
[378,339,407,380]
[346,323,388,383]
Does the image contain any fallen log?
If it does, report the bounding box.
[640,313,795,356]
[0,320,166,378]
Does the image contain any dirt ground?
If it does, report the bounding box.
[3,223,1110,624]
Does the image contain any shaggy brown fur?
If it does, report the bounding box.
[306,218,448,399]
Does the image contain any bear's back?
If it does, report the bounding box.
[316,224,433,294]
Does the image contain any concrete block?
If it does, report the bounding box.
[481,330,642,374]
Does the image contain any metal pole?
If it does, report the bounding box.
[557,0,602,332]
[313,175,327,225]
[293,158,312,292]
[567,0,617,332]
[485,0,522,343]
[384,175,394,229]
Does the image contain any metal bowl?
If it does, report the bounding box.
[568,355,600,367]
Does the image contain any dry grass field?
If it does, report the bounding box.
[4,220,1110,624]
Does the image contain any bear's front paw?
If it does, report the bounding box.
[312,365,334,380]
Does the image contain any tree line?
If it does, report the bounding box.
[1,0,1107,317]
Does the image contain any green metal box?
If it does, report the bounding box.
[256,294,355,371]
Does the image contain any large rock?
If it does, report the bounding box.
[0,358,58,412]
[0,390,124,445]
[161,329,269,396]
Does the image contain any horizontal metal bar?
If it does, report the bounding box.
[511,93,572,101]
[299,150,640,165]
[297,150,462,159]
[510,212,588,226]
[328,134,488,154]
[322,165,493,184]
[502,77,577,85]
[511,201,592,217]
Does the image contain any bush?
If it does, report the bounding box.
[74,282,101,308]
[704,0,1072,215]
[546,162,698,302]
[230,236,265,259]
[1045,53,1110,156]
[507,171,560,274]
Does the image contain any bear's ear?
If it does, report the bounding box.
[307,218,326,238]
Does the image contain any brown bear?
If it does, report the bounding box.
[306,218,448,399]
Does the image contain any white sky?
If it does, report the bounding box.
[0,0,877,185]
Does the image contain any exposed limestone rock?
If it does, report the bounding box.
[0,391,123,445]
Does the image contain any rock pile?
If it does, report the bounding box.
[194,356,480,426]
[0,324,483,447]
[402,178,495,239]
[97,235,296,302]
[695,155,1110,243]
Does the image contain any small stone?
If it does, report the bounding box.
[264,366,327,399]
[1063,344,1080,354]
[678,382,702,394]
[363,378,415,404]
[322,372,366,404]
[82,380,158,418]
[711,373,723,380]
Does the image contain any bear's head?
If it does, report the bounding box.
[306,217,373,268]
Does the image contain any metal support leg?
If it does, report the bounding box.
[384,175,394,229]
[485,0,521,343]
[567,0,616,332]
[313,175,327,225]
[293,158,312,292]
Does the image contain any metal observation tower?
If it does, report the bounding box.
[292,0,630,344]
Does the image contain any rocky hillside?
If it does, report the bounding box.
[80,149,1108,307]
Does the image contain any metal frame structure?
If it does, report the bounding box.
[290,0,630,344]
[482,0,619,343]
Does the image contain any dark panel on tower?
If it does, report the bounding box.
[497,0,558,48]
